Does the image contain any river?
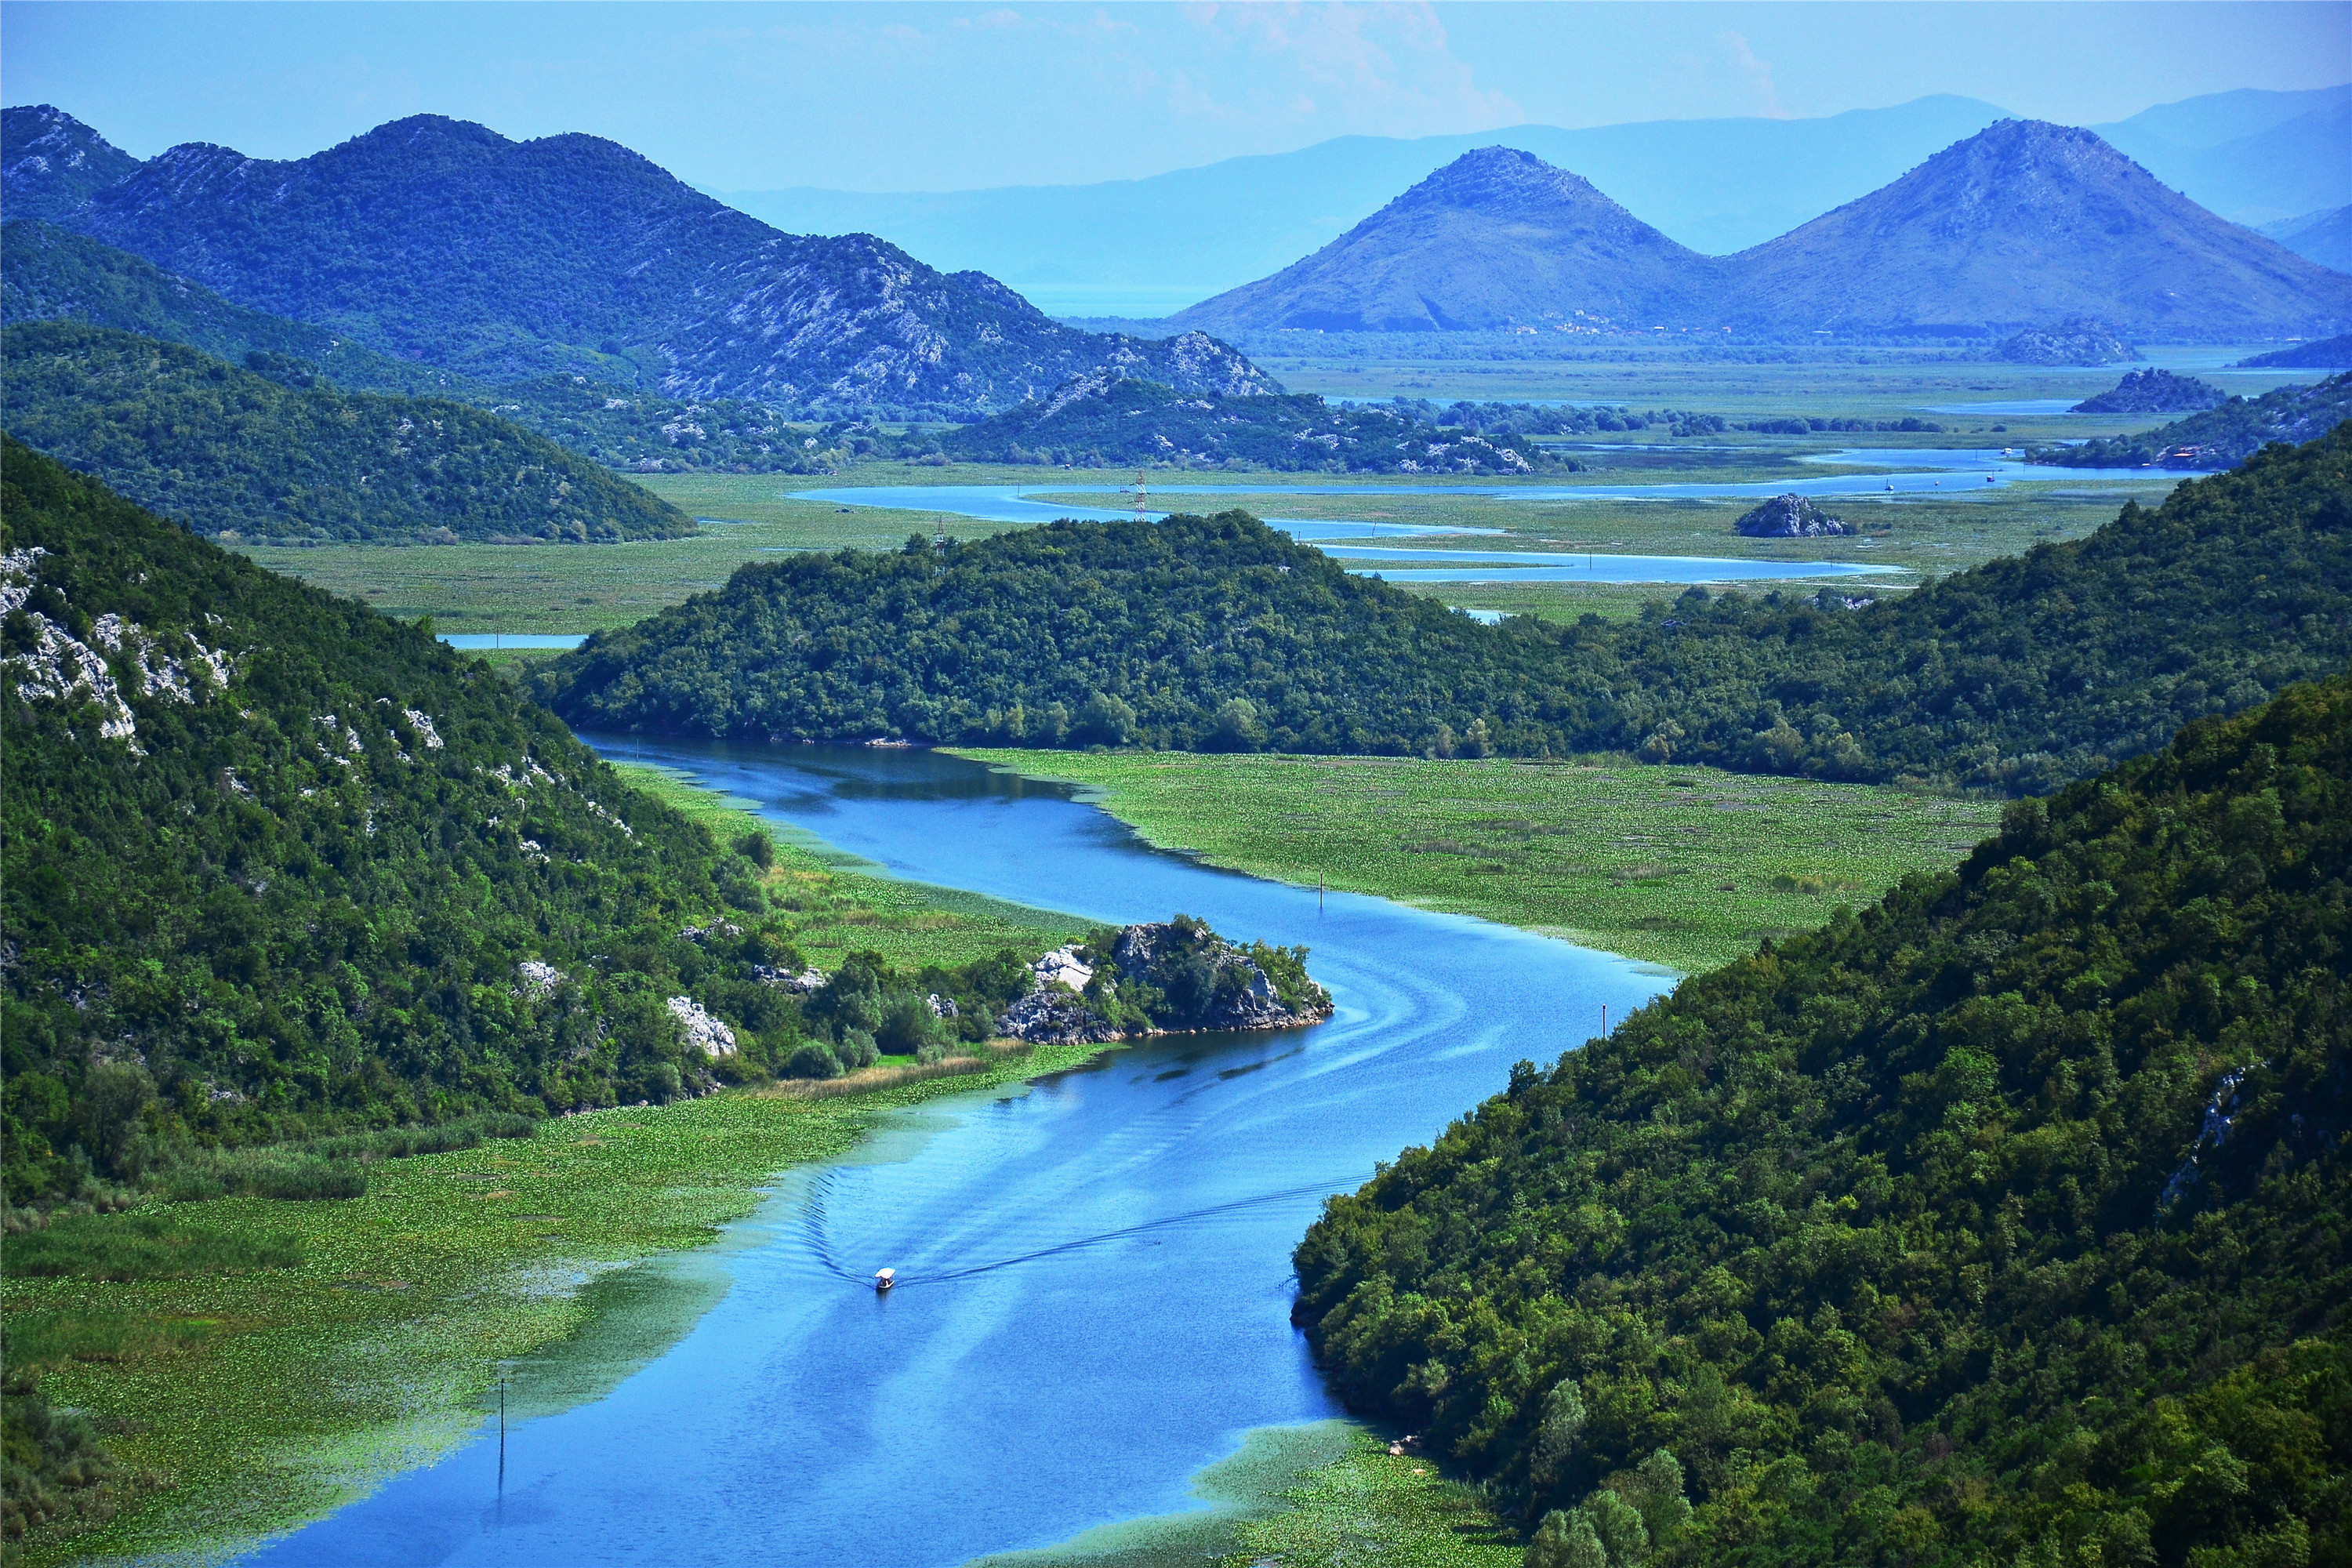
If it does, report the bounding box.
[242,741,1670,1567]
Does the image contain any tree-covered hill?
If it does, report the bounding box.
[2034,372,2352,469]
[0,439,778,1200]
[532,426,2352,793]
[1288,673,2352,1566]
[1,222,844,477]
[938,377,1570,474]
[2,217,466,397]
[2,322,697,543]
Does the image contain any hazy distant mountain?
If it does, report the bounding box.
[34,114,1271,417]
[717,96,2013,313]
[1163,122,2350,342]
[1170,148,1713,333]
[707,87,2347,316]
[2261,207,2352,275]
[2095,85,2352,225]
[0,105,141,222]
[1722,120,2352,338]
[2236,332,2352,369]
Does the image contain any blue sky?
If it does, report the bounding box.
[4,2,2346,191]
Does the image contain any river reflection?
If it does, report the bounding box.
[244,742,1669,1568]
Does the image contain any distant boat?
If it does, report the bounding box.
[874,1268,895,1293]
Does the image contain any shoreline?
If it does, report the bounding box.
[5,1041,1119,1568]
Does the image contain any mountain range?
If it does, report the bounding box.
[2263,205,2352,274]
[714,86,2352,315]
[1173,123,2352,340]
[0,108,1272,420]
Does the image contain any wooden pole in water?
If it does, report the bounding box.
[1601,1004,1607,1038]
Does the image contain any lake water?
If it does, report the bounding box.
[241,741,1669,1568]
[438,634,588,650]
[788,485,1910,585]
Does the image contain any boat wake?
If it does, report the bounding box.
[797,1173,1354,1289]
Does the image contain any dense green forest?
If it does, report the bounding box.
[537,425,2352,793]
[2,322,696,543]
[2,439,785,1201]
[2035,373,2352,468]
[1290,674,2352,1567]
[938,379,1570,474]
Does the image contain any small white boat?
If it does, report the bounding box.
[874,1268,895,1294]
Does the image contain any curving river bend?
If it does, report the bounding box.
[245,742,1671,1567]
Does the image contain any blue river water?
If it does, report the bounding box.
[437,634,588,650]
[242,742,1670,1568]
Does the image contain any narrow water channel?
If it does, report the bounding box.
[244,742,1671,1568]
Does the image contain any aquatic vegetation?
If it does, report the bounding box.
[5,1213,303,1282]
[0,1045,1105,1567]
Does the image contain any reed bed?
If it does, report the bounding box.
[756,1040,1040,1100]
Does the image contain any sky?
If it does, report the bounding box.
[3,1,2347,193]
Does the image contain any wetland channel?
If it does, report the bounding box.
[242,742,1670,1567]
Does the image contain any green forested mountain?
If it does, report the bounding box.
[0,440,767,1199]
[2,223,842,476]
[1290,675,2352,1566]
[1,218,460,397]
[535,426,2352,793]
[2034,372,2352,468]
[2,322,695,543]
[939,377,1568,474]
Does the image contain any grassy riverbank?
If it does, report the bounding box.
[977,1424,1523,1568]
[2,756,1095,1567]
[2,1049,1104,1567]
[951,750,2003,974]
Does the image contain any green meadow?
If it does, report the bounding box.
[953,750,2005,975]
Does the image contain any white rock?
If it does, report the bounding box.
[666,996,739,1056]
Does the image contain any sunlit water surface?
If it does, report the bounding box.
[243,742,1669,1567]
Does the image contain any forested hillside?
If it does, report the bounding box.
[940,378,1566,474]
[535,426,2352,793]
[2,223,851,475]
[2,322,696,542]
[2034,373,2352,468]
[1290,674,2352,1566]
[1,218,458,396]
[0,440,764,1200]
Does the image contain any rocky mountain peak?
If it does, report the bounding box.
[1397,146,1630,220]
[1,104,143,222]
